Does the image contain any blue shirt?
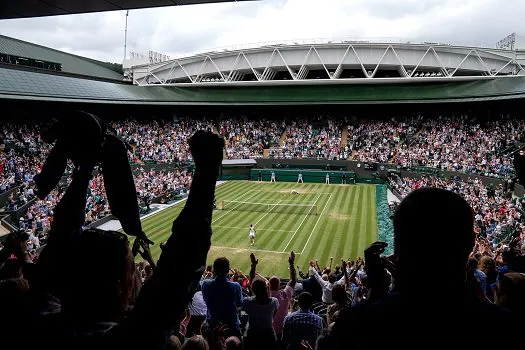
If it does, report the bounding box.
[201,276,243,329]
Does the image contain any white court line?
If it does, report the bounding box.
[300,193,333,254]
[212,190,259,224]
[281,192,324,252]
[213,225,294,233]
[212,245,301,255]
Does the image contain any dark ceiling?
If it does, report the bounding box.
[0,0,256,20]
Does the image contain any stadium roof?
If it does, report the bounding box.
[1,67,525,105]
[0,35,123,81]
[0,0,256,20]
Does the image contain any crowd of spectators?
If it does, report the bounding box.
[218,118,285,159]
[1,115,524,181]
[349,116,422,164]
[388,173,525,256]
[351,115,525,178]
[0,123,51,195]
[1,129,524,350]
[271,118,344,160]
[111,118,214,164]
[9,168,192,256]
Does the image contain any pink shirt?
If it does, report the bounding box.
[270,285,294,334]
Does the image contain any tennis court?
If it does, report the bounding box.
[141,181,379,277]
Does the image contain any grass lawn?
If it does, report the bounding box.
[140,181,378,277]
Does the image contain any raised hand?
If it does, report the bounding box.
[189,130,225,169]
[250,253,258,266]
[289,251,295,265]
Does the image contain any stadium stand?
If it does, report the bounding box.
[1,114,524,349]
[0,35,124,81]
[2,3,524,348]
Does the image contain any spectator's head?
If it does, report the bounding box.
[502,249,516,266]
[182,335,209,350]
[269,276,280,291]
[298,292,314,310]
[495,272,525,315]
[251,279,269,301]
[467,258,479,271]
[479,256,496,276]
[393,188,474,294]
[166,335,182,350]
[328,272,337,284]
[213,257,230,277]
[62,229,135,323]
[331,283,347,305]
[0,259,22,280]
[225,337,242,350]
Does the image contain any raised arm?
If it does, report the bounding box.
[287,251,297,289]
[249,253,258,285]
[341,259,349,290]
[36,162,95,290]
[309,260,328,288]
[117,131,224,349]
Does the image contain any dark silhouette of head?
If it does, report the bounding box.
[332,283,347,305]
[182,335,209,350]
[496,272,525,315]
[298,292,314,310]
[63,229,135,323]
[225,336,242,350]
[393,188,474,296]
[213,257,230,277]
[251,279,270,302]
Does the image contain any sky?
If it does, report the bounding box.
[0,0,523,63]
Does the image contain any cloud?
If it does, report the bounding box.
[0,0,522,63]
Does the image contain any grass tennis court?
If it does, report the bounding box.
[141,181,378,277]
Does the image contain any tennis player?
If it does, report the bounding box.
[249,224,256,245]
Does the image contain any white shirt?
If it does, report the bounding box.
[189,291,207,316]
[309,267,345,304]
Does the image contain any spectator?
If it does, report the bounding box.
[308,260,345,304]
[242,279,279,349]
[478,256,497,300]
[12,129,225,349]
[495,272,525,316]
[182,335,209,350]
[201,257,243,339]
[282,292,323,350]
[326,284,350,325]
[187,286,208,337]
[268,251,297,339]
[320,188,513,348]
